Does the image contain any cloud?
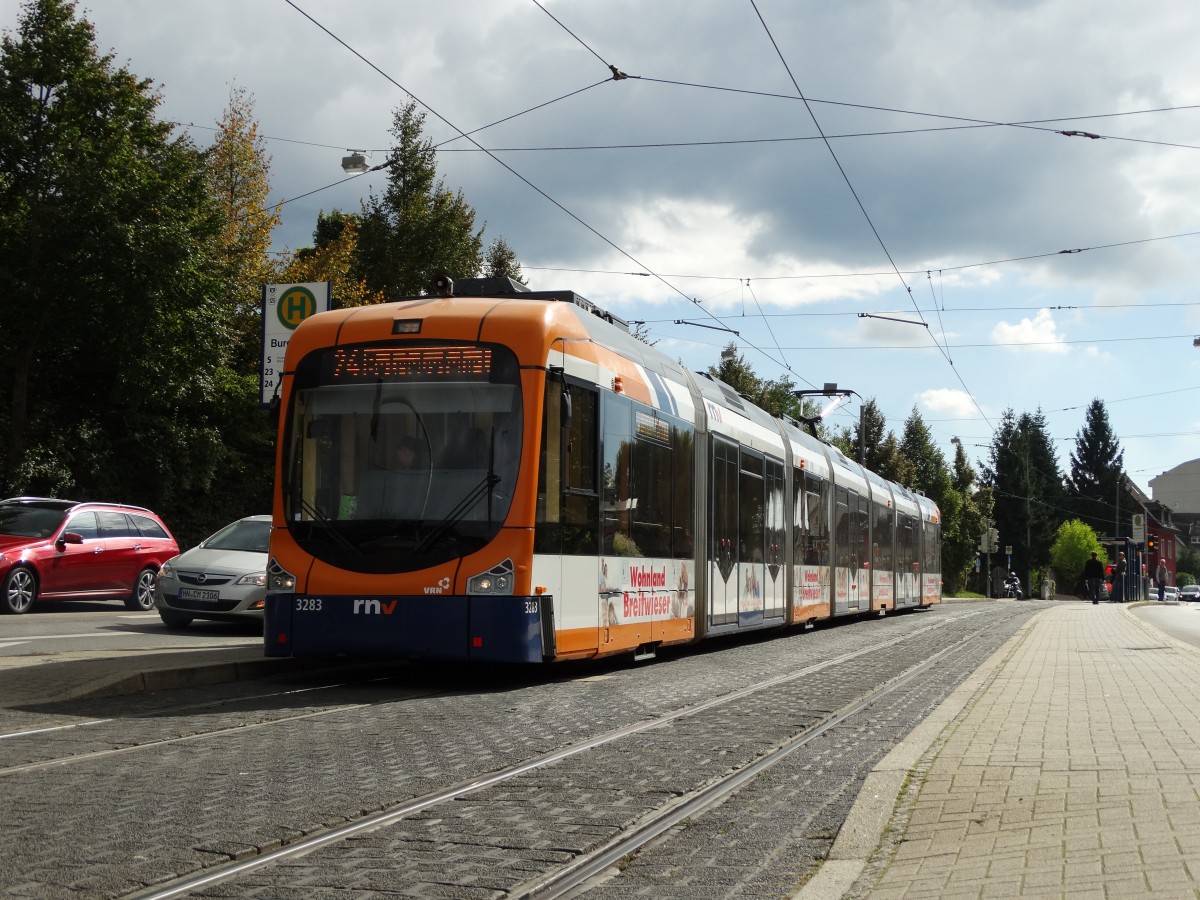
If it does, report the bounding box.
[991,308,1068,353]
[918,388,978,419]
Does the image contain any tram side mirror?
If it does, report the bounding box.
[269,395,281,432]
[548,367,572,429]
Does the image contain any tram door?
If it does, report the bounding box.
[737,450,765,628]
[537,377,602,652]
[764,459,786,620]
[709,438,739,627]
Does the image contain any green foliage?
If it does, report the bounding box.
[900,407,952,504]
[982,409,1063,581]
[707,343,825,434]
[354,100,485,297]
[203,84,281,371]
[1064,399,1125,536]
[1,0,221,490]
[283,212,382,309]
[940,440,992,596]
[1178,546,1200,583]
[0,0,274,546]
[484,236,525,284]
[1050,518,1104,590]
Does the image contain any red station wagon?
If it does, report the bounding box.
[0,497,179,614]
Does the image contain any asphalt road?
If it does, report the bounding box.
[0,601,261,658]
[1132,599,1200,649]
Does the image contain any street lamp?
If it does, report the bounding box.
[341,150,371,174]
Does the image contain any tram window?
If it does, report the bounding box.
[739,451,764,564]
[924,521,941,571]
[609,405,693,560]
[795,471,829,567]
[766,459,785,569]
[856,495,870,570]
[874,502,894,571]
[834,488,849,568]
[602,395,634,555]
[710,439,738,580]
[899,516,916,570]
[566,387,597,493]
[630,431,671,558]
[536,379,599,555]
[671,426,694,559]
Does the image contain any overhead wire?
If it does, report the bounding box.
[275,0,1192,457]
[280,0,683,302]
[281,0,812,389]
[748,0,993,434]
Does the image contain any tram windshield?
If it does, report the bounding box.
[282,342,523,573]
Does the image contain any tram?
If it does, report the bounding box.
[264,276,941,663]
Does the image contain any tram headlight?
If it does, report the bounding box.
[267,558,296,592]
[467,558,515,595]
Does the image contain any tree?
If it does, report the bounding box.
[0,0,228,511]
[1064,398,1125,538]
[1050,518,1105,594]
[899,407,952,504]
[203,84,281,371]
[355,100,485,297]
[283,211,383,309]
[707,343,823,428]
[982,409,1064,588]
[942,439,991,595]
[483,236,525,284]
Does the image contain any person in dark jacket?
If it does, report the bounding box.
[1112,552,1127,603]
[1083,551,1105,605]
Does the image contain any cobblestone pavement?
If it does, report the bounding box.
[0,600,1037,898]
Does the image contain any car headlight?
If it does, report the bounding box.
[237,572,267,587]
[158,560,174,578]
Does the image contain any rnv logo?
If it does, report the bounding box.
[353,599,398,615]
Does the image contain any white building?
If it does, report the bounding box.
[1149,459,1200,548]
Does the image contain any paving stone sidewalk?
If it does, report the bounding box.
[800,602,1200,899]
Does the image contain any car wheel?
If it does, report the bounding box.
[159,608,193,628]
[125,567,159,611]
[2,567,38,614]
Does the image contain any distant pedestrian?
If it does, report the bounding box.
[1112,552,1127,603]
[1083,551,1104,605]
[1156,559,1168,602]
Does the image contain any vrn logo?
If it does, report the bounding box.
[424,577,452,595]
[353,598,398,615]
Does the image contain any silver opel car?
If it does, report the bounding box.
[154,515,271,627]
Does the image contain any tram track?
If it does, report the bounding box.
[0,610,977,778]
[514,629,990,899]
[127,608,990,899]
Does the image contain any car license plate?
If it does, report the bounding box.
[179,588,220,602]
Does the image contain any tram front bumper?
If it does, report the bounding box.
[264,593,553,663]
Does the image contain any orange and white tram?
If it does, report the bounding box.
[264,277,941,663]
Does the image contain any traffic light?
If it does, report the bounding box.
[1147,537,1157,553]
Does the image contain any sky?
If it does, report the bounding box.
[6,0,1200,501]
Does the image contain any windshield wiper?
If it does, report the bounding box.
[416,473,501,555]
[296,496,361,557]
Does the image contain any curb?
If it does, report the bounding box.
[791,606,1045,899]
[68,657,318,702]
